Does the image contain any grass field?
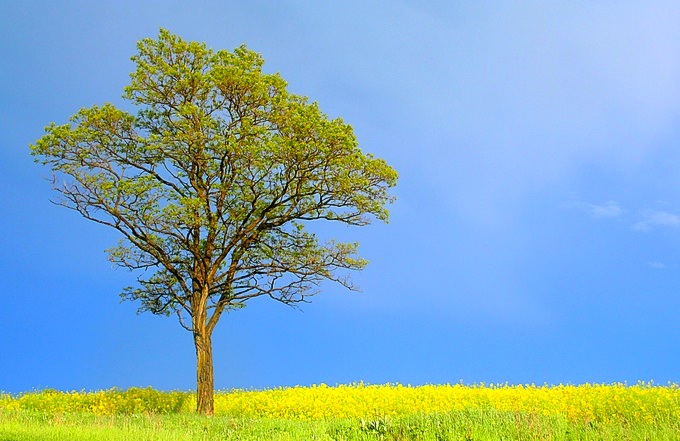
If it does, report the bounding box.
[1,383,678,440]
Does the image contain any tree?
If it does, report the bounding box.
[30,29,397,415]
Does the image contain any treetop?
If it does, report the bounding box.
[31,28,397,324]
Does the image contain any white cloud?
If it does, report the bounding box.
[589,201,623,219]
[648,261,667,269]
[563,199,624,220]
[634,210,680,231]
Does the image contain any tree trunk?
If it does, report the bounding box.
[194,328,214,416]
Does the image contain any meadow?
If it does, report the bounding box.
[1,383,678,440]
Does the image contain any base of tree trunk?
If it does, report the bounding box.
[195,331,215,416]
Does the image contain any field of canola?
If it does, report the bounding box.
[1,382,678,424]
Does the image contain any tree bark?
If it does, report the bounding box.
[194,328,215,416]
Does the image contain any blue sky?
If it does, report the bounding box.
[2,1,680,393]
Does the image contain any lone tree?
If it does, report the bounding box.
[31,29,397,415]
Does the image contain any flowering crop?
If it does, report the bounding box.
[213,382,680,423]
[0,388,191,415]
[1,383,678,425]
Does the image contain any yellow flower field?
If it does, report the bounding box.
[1,383,678,425]
[213,382,680,423]
[2,384,679,440]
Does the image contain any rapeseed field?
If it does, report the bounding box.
[2,384,679,440]
[1,382,678,423]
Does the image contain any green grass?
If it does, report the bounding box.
[1,408,678,441]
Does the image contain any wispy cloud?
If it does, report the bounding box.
[589,201,623,219]
[564,199,625,219]
[566,200,680,233]
[648,261,667,269]
[634,210,680,231]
